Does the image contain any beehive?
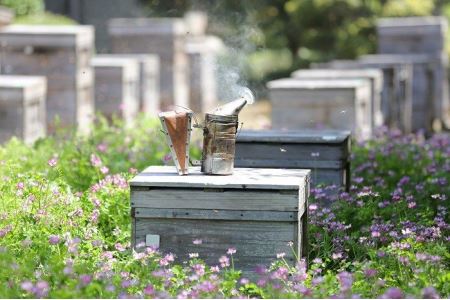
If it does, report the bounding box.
[0,25,95,133]
[130,166,310,275]
[91,56,140,125]
[108,18,189,110]
[235,129,351,190]
[100,54,160,115]
[0,75,46,144]
[268,78,372,140]
[291,68,384,129]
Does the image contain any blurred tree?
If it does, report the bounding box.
[141,0,448,85]
[0,0,44,17]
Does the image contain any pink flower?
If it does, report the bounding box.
[48,235,60,245]
[97,143,108,153]
[115,243,126,252]
[100,166,109,174]
[90,154,102,167]
[129,167,138,174]
[277,252,286,259]
[144,284,154,295]
[211,265,220,273]
[48,157,58,167]
[408,202,417,208]
[227,247,236,255]
[192,239,202,245]
[219,256,229,268]
[17,182,24,190]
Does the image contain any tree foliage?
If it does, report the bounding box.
[142,0,450,83]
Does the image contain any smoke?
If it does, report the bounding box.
[198,2,259,105]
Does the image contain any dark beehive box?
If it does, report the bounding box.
[235,130,351,190]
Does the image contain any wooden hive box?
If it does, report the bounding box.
[108,18,189,110]
[360,54,436,133]
[185,36,223,113]
[0,75,46,144]
[130,166,310,275]
[376,17,450,130]
[0,25,95,133]
[100,54,160,115]
[268,78,372,140]
[91,56,139,125]
[235,129,351,190]
[313,59,414,133]
[291,68,384,129]
[377,17,447,56]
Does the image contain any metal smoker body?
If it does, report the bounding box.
[159,98,247,175]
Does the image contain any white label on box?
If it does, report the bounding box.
[145,234,160,248]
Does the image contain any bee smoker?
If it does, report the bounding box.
[159,98,247,175]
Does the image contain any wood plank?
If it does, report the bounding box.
[235,142,348,161]
[134,207,298,222]
[236,129,350,144]
[130,166,310,190]
[131,189,302,212]
[134,218,298,271]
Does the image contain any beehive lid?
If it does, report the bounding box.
[130,166,310,190]
[0,25,94,48]
[291,68,383,79]
[267,78,369,89]
[108,18,186,35]
[236,129,351,144]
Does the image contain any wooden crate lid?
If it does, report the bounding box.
[91,56,139,81]
[108,18,186,36]
[360,53,436,64]
[291,68,383,80]
[0,75,46,102]
[130,166,310,190]
[236,129,350,144]
[0,25,94,48]
[377,16,447,35]
[267,77,369,90]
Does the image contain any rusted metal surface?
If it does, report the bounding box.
[159,110,192,175]
[201,113,238,175]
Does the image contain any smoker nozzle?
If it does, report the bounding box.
[211,98,247,116]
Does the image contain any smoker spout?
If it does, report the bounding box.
[211,98,247,116]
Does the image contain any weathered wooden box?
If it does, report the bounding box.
[185,36,223,113]
[0,75,46,144]
[130,166,310,274]
[0,25,95,133]
[268,78,372,140]
[291,68,384,129]
[377,17,446,56]
[313,59,414,133]
[100,54,160,115]
[376,17,450,129]
[235,130,351,190]
[108,18,189,110]
[91,56,139,125]
[360,54,436,133]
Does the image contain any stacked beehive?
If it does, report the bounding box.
[185,36,223,113]
[91,56,140,125]
[100,54,160,115]
[108,18,188,110]
[183,11,223,113]
[0,25,95,133]
[376,16,449,130]
[0,75,46,144]
[291,69,384,130]
[268,78,372,141]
